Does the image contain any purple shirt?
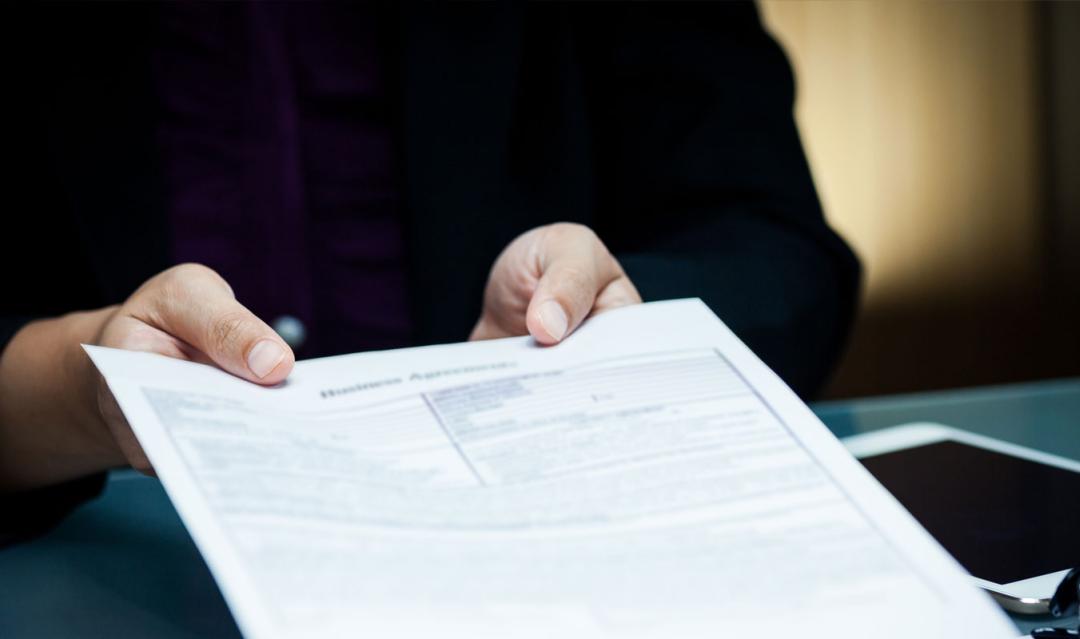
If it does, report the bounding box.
[153,2,410,358]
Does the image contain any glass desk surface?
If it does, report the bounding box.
[2,378,1078,638]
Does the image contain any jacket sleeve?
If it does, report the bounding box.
[0,311,108,549]
[0,309,109,550]
[0,474,107,548]
[581,3,860,399]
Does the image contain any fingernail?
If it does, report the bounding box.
[538,300,569,341]
[247,340,285,379]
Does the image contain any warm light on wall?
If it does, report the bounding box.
[760,1,1044,311]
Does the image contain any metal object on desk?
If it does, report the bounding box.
[1050,567,1080,619]
[1031,570,1080,637]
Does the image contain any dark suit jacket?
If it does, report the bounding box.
[1,2,859,543]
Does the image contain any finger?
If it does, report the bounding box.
[469,316,502,341]
[591,276,643,316]
[101,314,201,361]
[134,264,294,384]
[469,311,522,341]
[525,225,622,345]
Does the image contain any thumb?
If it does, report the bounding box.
[137,264,295,384]
[525,225,622,345]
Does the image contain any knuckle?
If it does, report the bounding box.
[209,311,256,355]
[172,262,220,280]
[155,263,227,298]
[162,262,211,285]
[545,222,596,242]
[508,265,538,299]
[552,264,595,297]
[545,223,611,263]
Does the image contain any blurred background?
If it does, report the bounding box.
[760,1,1080,399]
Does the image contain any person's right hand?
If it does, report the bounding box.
[92,264,294,474]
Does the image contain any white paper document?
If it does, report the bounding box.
[86,299,1016,638]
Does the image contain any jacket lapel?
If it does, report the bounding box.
[398,3,529,344]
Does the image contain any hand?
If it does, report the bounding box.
[93,264,294,473]
[470,223,642,345]
[0,263,294,488]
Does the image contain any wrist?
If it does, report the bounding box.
[61,306,124,464]
[0,306,123,489]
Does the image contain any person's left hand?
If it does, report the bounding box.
[471,223,642,345]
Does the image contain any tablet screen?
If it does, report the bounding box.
[859,440,1080,585]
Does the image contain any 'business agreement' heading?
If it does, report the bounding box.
[319,361,517,399]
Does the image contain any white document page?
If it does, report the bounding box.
[86,299,1016,639]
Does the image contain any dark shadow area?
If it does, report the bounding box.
[0,476,240,639]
